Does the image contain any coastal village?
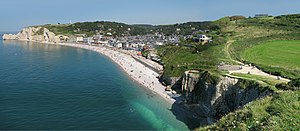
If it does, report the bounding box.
[3,23,212,74]
[60,28,212,71]
[2,23,214,104]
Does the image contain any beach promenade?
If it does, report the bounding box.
[51,43,175,103]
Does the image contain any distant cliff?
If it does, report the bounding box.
[2,27,68,43]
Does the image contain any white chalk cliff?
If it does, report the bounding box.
[2,27,68,43]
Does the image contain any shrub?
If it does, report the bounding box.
[275,83,292,90]
[195,44,210,52]
[287,78,300,90]
[229,16,246,21]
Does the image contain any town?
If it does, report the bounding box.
[62,28,212,68]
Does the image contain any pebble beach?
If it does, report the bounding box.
[52,42,176,103]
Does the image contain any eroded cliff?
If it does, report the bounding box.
[179,71,274,125]
[2,27,68,43]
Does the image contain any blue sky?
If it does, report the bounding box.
[0,0,299,31]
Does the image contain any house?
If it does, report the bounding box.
[255,14,269,18]
[74,34,86,43]
[197,34,210,41]
[83,37,94,44]
[93,35,103,44]
[116,43,122,48]
[76,37,84,42]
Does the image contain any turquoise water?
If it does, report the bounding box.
[0,34,189,130]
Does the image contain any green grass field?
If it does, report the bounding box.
[243,40,300,70]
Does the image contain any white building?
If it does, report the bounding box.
[198,34,210,41]
[83,37,94,44]
[76,37,84,42]
[117,43,122,48]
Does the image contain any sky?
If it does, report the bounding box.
[0,0,299,31]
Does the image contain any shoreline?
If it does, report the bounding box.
[41,41,176,104]
[2,39,216,129]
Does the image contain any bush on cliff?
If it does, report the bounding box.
[199,90,300,130]
[275,78,300,91]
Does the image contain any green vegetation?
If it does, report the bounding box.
[227,14,300,79]
[199,90,300,130]
[242,40,300,79]
[276,78,300,91]
[156,14,300,130]
[38,21,150,37]
[35,27,44,35]
[156,45,230,77]
[157,14,300,78]
[35,21,219,37]
[231,73,287,87]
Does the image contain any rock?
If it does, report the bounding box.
[181,71,273,121]
[2,34,18,40]
[44,28,56,42]
[3,26,68,43]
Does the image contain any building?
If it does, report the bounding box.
[83,37,94,44]
[197,34,210,41]
[255,14,269,18]
[76,37,84,42]
[93,35,103,44]
[116,43,122,48]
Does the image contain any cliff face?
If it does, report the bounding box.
[2,27,68,43]
[181,71,273,124]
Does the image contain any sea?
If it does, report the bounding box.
[0,32,191,130]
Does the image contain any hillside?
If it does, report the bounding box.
[34,21,216,37]
[158,14,300,78]
[156,14,300,130]
[199,90,300,130]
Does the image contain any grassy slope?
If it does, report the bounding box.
[199,90,300,130]
[230,73,286,87]
[228,15,300,79]
[159,15,300,78]
[243,40,300,70]
[198,15,300,130]
[156,14,300,130]
[157,44,231,77]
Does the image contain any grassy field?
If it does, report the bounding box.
[243,40,300,70]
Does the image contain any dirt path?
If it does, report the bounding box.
[222,40,290,82]
[224,40,243,65]
[228,65,290,82]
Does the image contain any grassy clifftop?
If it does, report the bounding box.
[199,90,300,130]
[157,14,300,130]
[158,14,300,78]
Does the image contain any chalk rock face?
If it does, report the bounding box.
[181,71,273,124]
[3,26,68,43]
[2,34,18,40]
[2,27,42,41]
[17,27,41,41]
[32,35,44,42]
[43,28,56,42]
